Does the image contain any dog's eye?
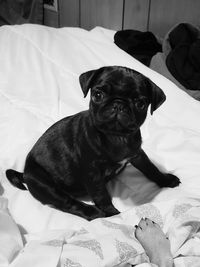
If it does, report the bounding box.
[135,99,146,110]
[92,91,104,103]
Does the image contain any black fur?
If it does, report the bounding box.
[6,66,180,220]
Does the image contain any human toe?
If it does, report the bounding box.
[138,218,148,230]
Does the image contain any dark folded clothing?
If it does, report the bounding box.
[114,30,162,66]
[166,23,200,90]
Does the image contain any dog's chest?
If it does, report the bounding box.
[104,159,129,181]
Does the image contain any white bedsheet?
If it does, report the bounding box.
[0,24,200,266]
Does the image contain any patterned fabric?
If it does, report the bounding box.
[4,197,200,267]
[64,258,82,267]
[135,203,163,227]
[42,239,64,247]
[60,197,200,267]
[115,239,137,263]
[101,218,135,238]
[71,239,104,259]
[74,228,89,236]
[172,203,193,218]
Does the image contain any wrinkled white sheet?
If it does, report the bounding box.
[0,24,200,266]
[0,197,23,266]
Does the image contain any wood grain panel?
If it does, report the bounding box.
[80,0,124,30]
[123,0,149,31]
[59,0,80,27]
[149,0,200,37]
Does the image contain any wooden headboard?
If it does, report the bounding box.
[44,0,200,37]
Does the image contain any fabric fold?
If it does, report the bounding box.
[0,197,23,266]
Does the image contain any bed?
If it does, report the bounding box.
[0,24,200,267]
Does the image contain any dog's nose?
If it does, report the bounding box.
[112,102,128,113]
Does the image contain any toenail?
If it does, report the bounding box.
[135,225,138,228]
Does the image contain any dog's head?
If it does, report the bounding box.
[79,66,166,136]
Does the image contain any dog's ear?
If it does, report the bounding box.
[79,67,105,97]
[79,70,96,97]
[146,78,166,115]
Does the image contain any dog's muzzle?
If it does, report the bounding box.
[98,100,136,134]
[110,100,132,123]
[111,100,129,115]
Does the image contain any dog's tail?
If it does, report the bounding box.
[6,169,27,190]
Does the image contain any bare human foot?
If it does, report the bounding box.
[135,218,174,267]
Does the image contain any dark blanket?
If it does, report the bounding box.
[166,23,200,90]
[114,30,162,66]
[0,0,43,26]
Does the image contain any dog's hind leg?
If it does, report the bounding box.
[26,176,105,220]
[23,156,105,220]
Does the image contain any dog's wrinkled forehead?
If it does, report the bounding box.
[94,67,148,97]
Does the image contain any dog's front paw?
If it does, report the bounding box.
[156,174,181,188]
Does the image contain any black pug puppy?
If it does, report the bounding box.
[6,66,180,220]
